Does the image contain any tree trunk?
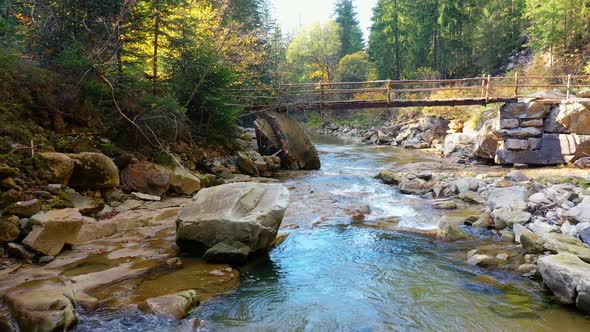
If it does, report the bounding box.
[153,14,160,90]
[393,0,401,80]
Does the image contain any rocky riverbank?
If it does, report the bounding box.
[376,161,590,314]
[0,114,321,331]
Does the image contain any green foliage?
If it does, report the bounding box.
[335,51,375,82]
[368,0,528,79]
[334,0,364,58]
[305,112,323,129]
[287,21,342,82]
[525,0,588,59]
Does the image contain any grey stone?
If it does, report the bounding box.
[236,151,260,177]
[459,191,485,204]
[580,227,590,247]
[4,199,42,218]
[505,139,529,150]
[564,197,590,224]
[500,103,527,119]
[538,253,590,306]
[543,233,590,263]
[496,127,543,138]
[492,208,532,229]
[521,232,545,254]
[487,186,529,211]
[176,183,289,255]
[500,119,519,129]
[436,217,469,241]
[521,119,544,127]
[496,134,590,165]
[255,111,321,170]
[506,171,529,182]
[203,240,251,265]
[473,119,500,160]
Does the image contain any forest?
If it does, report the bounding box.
[0,0,589,149]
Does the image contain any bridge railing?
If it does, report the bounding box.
[226,74,590,110]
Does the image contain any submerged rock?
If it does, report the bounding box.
[144,290,199,319]
[255,111,321,170]
[436,217,469,241]
[176,183,289,256]
[4,199,42,218]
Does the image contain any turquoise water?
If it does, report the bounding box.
[74,137,590,331]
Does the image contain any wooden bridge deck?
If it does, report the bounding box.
[228,75,590,112]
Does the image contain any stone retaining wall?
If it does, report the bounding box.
[495,98,590,165]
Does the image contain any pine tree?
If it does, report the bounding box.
[334,0,364,58]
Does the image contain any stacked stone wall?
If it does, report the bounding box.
[495,99,590,165]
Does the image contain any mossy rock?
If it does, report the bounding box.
[67,153,120,189]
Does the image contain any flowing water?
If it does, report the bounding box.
[75,136,590,331]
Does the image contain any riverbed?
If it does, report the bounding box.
[75,136,590,331]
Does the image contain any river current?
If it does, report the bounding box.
[76,136,590,331]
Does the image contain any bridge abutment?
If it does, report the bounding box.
[493,97,590,165]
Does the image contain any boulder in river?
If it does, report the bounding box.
[143,290,199,319]
[255,111,320,170]
[176,182,289,257]
[4,281,77,332]
[538,253,590,313]
[68,152,120,189]
[436,217,469,241]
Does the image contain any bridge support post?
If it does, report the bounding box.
[566,74,572,100]
[485,75,491,104]
[514,72,519,97]
[386,80,392,103]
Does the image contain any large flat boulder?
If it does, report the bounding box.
[23,208,83,256]
[4,281,77,332]
[538,253,590,311]
[68,153,120,189]
[255,111,320,170]
[176,183,289,256]
[121,161,171,196]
